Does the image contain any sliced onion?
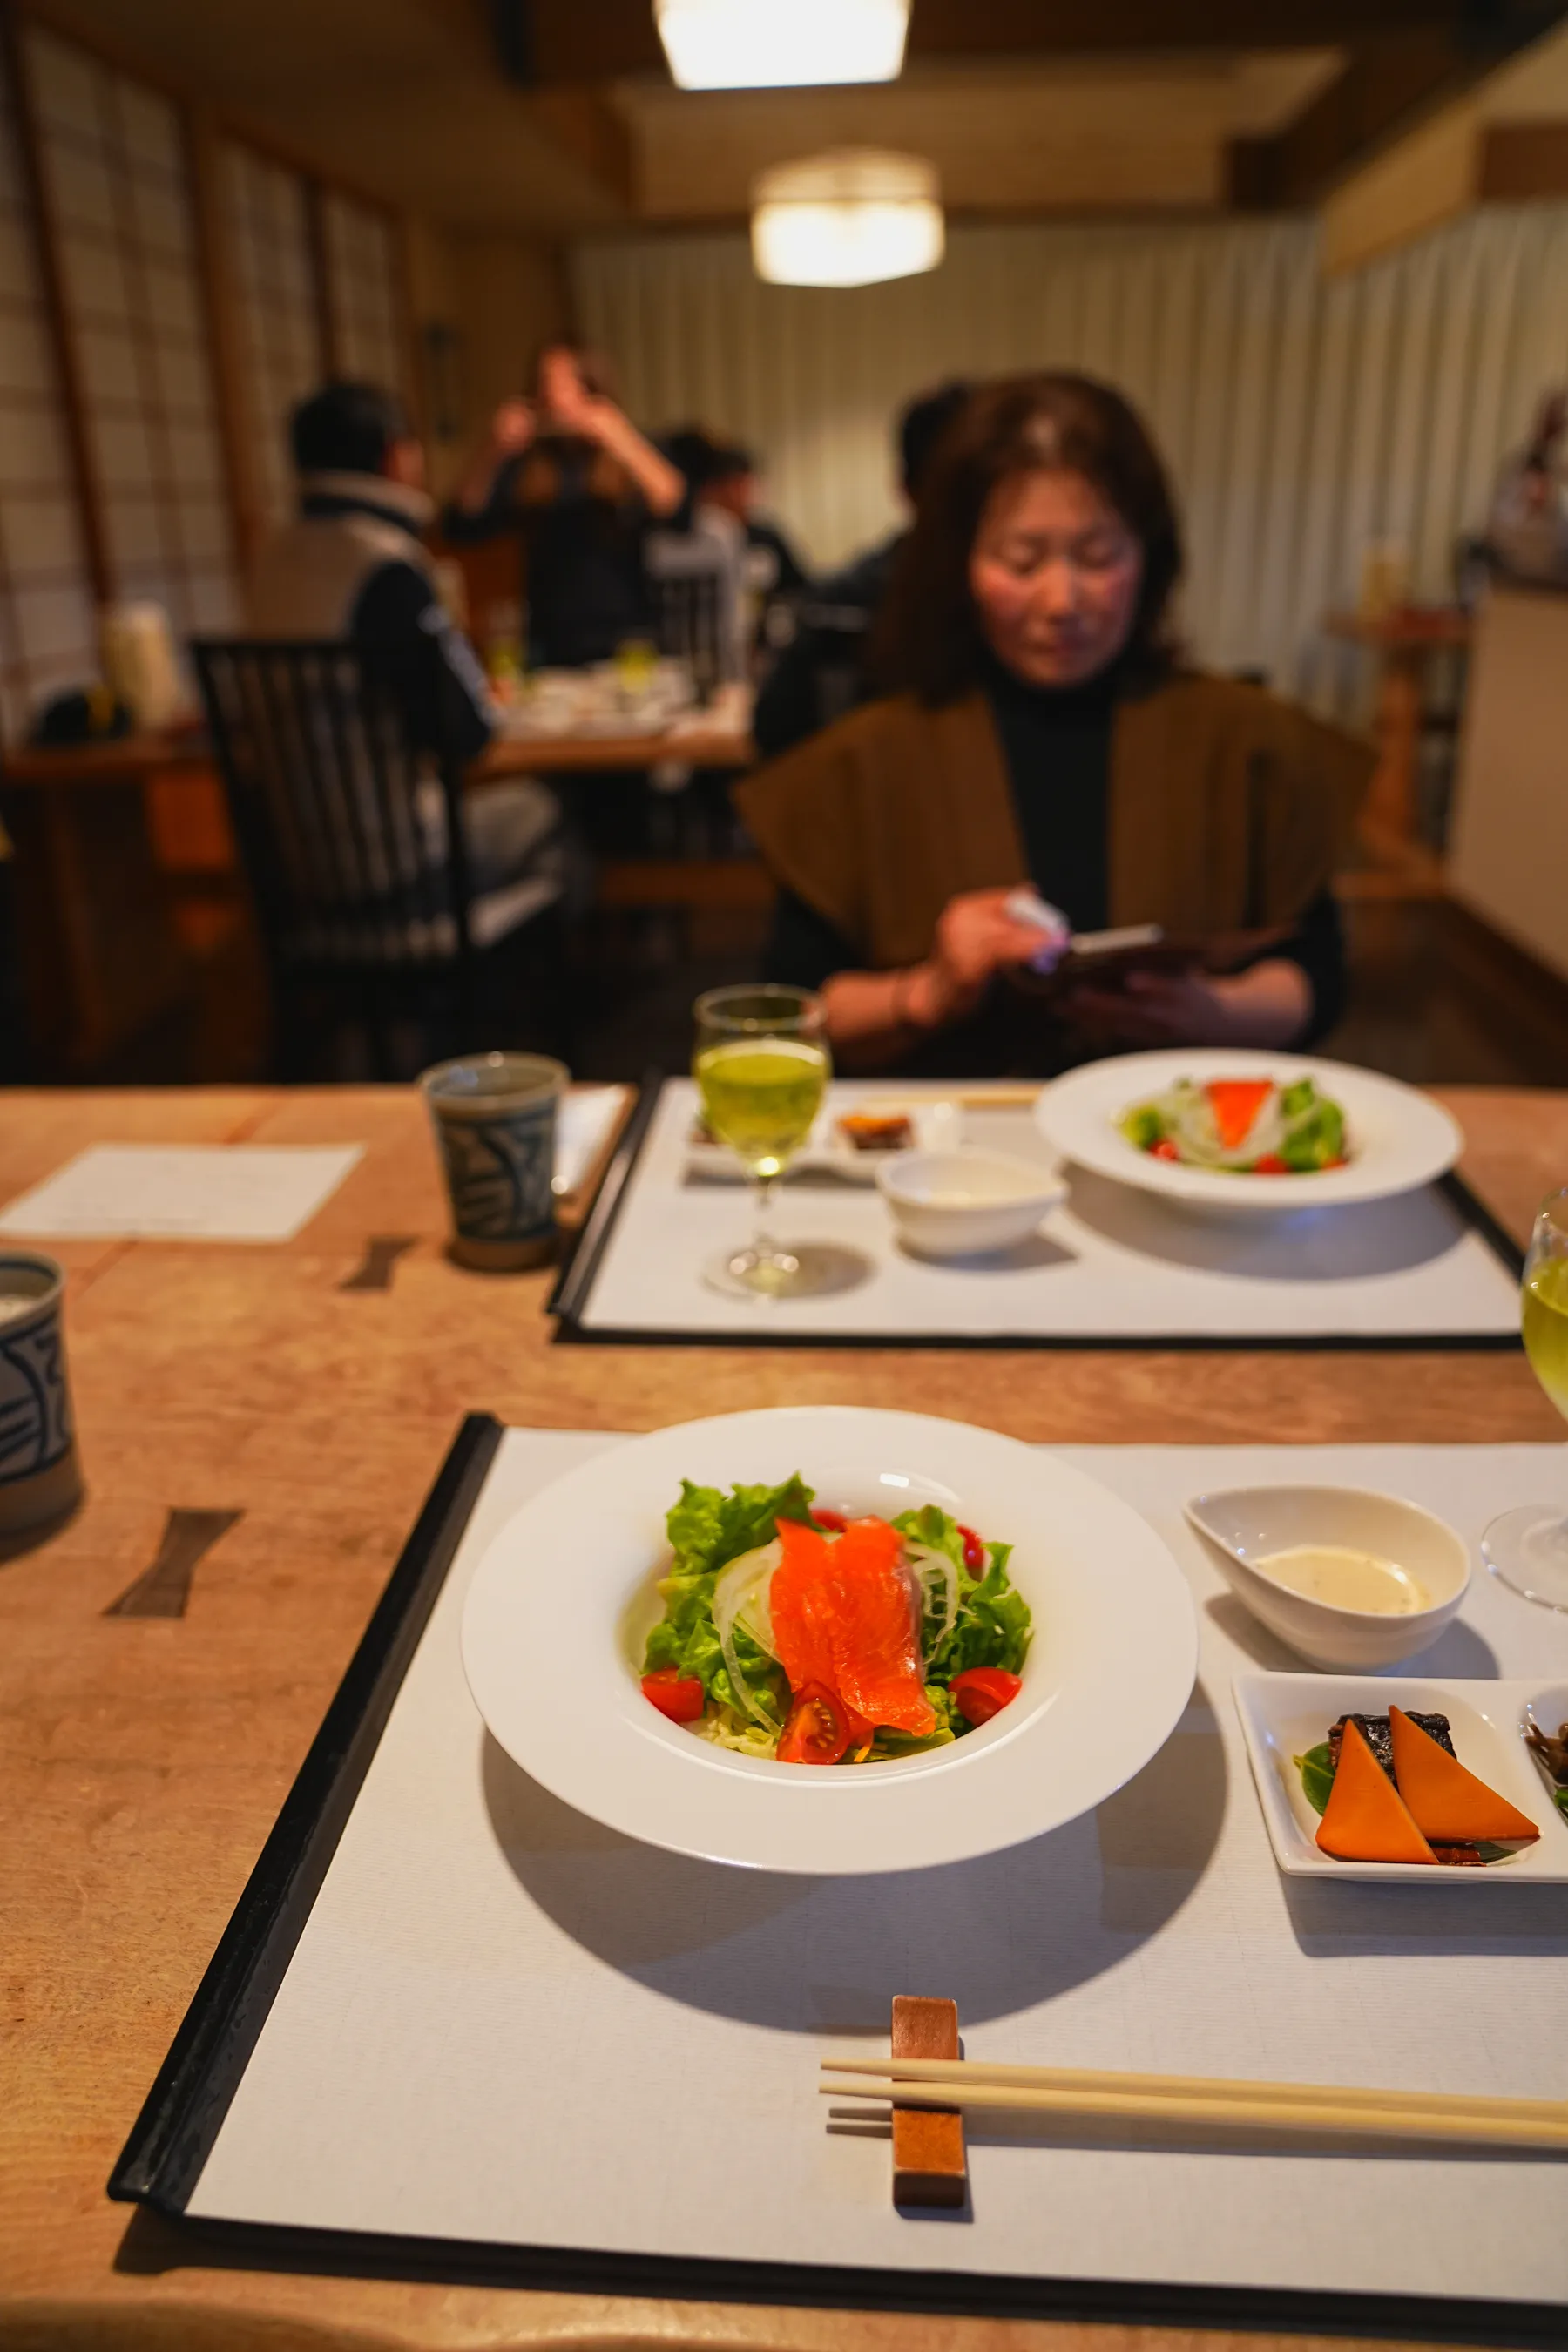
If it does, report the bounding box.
[713,1538,782,1728]
[905,1539,958,1660]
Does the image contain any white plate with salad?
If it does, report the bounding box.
[461,1406,1197,1875]
[1034,1048,1463,1213]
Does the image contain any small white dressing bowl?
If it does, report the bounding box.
[1185,1484,1471,1670]
[877,1148,1067,1259]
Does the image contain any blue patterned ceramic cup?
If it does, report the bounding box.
[0,1250,83,1535]
[420,1052,569,1271]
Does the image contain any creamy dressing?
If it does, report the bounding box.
[1254,1543,1430,1615]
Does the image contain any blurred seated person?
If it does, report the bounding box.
[736,373,1371,1077]
[1484,389,1568,584]
[246,379,558,894]
[666,428,811,626]
[444,343,684,668]
[753,378,970,760]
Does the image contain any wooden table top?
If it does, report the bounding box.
[1322,606,1473,652]
[476,720,754,775]
[2,722,756,787]
[3,1082,1564,2352]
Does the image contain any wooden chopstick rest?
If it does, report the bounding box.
[889,1996,966,2209]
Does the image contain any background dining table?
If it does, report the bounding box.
[3,1079,1565,2352]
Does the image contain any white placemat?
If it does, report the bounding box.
[187,1434,1568,2308]
[0,1145,364,1242]
[569,1083,1519,1342]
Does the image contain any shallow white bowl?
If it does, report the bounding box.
[1034,1047,1463,1213]
[876,1148,1067,1258]
[461,1406,1196,1875]
[1186,1483,1471,1670]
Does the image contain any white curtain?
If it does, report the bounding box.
[574,207,1568,718]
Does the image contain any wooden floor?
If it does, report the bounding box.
[13,883,1568,1092]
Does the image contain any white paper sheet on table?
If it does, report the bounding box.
[0,1144,363,1242]
[186,1433,1568,2308]
[569,1081,1519,1340]
[551,1086,625,1198]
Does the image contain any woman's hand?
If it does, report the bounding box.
[1058,957,1313,1051]
[902,887,1058,1027]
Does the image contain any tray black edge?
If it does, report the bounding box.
[551,1102,1526,1353]
[128,2214,1567,2349]
[107,1409,505,2213]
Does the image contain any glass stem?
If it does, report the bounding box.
[754,1173,778,1265]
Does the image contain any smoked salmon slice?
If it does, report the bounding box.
[1206,1078,1274,1152]
[771,1516,935,1736]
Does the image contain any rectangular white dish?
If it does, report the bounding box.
[1234,1672,1568,1881]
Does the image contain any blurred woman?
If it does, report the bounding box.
[736,373,1372,1074]
[443,343,683,667]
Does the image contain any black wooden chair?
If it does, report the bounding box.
[192,639,566,1078]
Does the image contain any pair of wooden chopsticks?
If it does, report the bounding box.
[821,2057,1568,2151]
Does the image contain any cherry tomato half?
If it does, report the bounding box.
[776,1680,869,1765]
[1150,1139,1180,1161]
[956,1522,985,1572]
[641,1667,706,1723]
[811,1507,848,1533]
[1254,1153,1288,1175]
[949,1666,1023,1727]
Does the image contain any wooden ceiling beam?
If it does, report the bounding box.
[507,0,1504,86]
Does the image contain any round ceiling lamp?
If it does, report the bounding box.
[750,149,944,289]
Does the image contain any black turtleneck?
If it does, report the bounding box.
[979,653,1115,930]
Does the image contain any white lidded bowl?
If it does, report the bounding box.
[1186,1484,1471,1670]
[877,1147,1068,1258]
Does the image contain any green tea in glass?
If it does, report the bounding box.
[693,983,829,1295]
[1484,1186,1568,1610]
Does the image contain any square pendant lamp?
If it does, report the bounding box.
[655,0,909,91]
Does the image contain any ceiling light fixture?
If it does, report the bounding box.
[750,149,943,288]
[655,0,909,91]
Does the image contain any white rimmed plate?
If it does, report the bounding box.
[1034,1048,1463,1213]
[1233,1673,1568,1882]
[461,1407,1197,1875]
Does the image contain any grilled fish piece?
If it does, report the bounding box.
[1327,1711,1456,1775]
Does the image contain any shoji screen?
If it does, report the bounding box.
[322,190,408,402]
[574,211,1568,717]
[222,145,323,526]
[0,34,95,738]
[24,24,237,637]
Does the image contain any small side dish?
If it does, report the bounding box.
[1119,1074,1348,1174]
[639,1476,1032,1763]
[837,1110,914,1153]
[1299,1707,1540,1866]
[1524,1712,1568,1821]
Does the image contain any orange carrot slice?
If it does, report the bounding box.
[1206,1078,1274,1152]
[1315,1718,1436,1863]
[1389,1706,1539,1845]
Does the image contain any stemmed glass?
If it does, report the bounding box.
[693,983,830,1296]
[1484,1186,1568,1609]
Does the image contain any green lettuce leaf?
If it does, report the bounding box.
[894,1505,1032,1684]
[642,1475,814,1708]
[1296,1740,1335,1815]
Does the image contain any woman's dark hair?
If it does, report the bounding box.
[874,371,1183,704]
